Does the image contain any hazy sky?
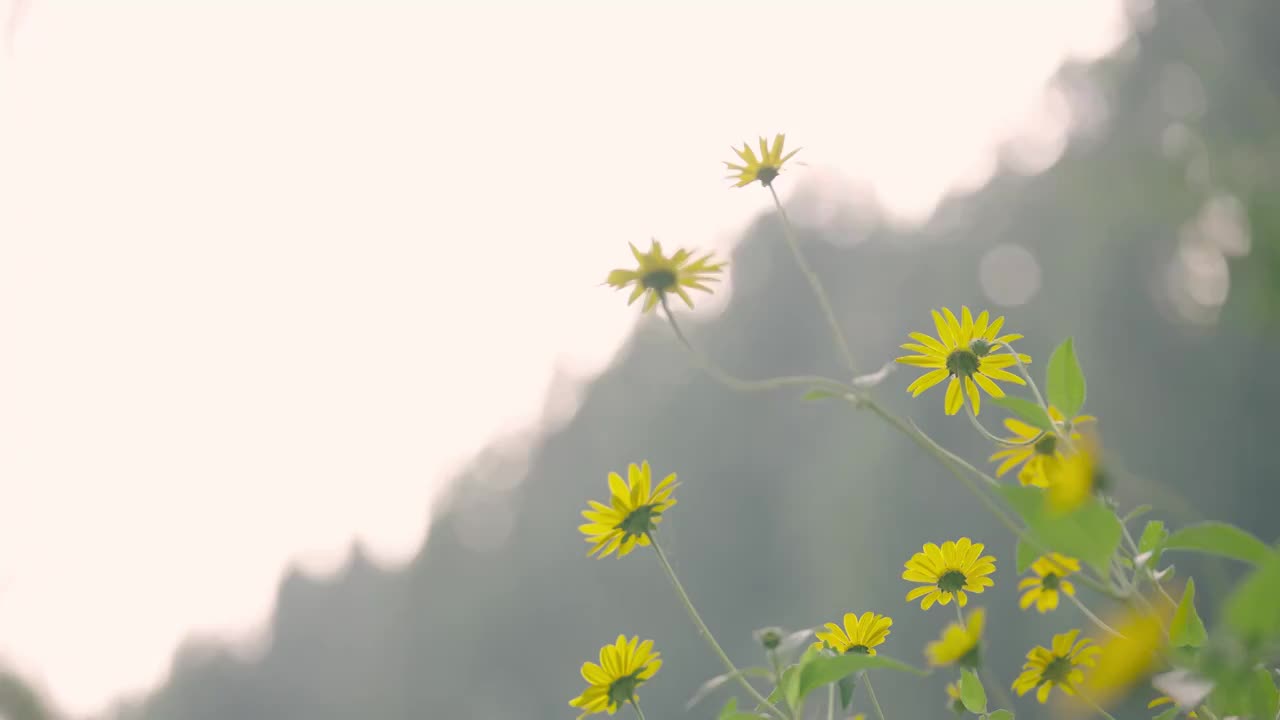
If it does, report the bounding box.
[0,1,1135,714]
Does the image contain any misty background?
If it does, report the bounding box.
[2,0,1279,718]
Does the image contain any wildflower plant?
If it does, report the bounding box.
[565,133,1280,720]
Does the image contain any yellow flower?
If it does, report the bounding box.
[926,607,985,667]
[605,240,724,313]
[812,611,893,655]
[568,635,662,718]
[1149,696,1199,718]
[988,408,1096,487]
[903,537,997,610]
[895,307,1032,416]
[1011,629,1101,704]
[579,461,678,559]
[1077,601,1169,708]
[1017,553,1080,613]
[724,133,800,188]
[945,681,966,714]
[1044,435,1101,514]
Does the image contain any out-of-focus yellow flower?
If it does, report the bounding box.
[1044,436,1101,514]
[903,537,997,609]
[1075,601,1170,709]
[926,607,985,667]
[1012,629,1100,704]
[896,307,1031,416]
[724,133,800,188]
[945,681,966,714]
[579,461,678,559]
[1148,695,1198,718]
[988,408,1095,487]
[605,240,724,313]
[568,635,662,718]
[812,611,893,655]
[1017,553,1081,613]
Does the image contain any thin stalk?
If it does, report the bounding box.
[629,700,647,720]
[954,603,966,629]
[648,535,788,720]
[1066,593,1127,639]
[965,403,1040,447]
[826,682,835,720]
[662,296,853,396]
[768,184,858,375]
[862,673,888,720]
[1080,692,1119,720]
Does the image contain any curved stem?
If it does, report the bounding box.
[989,339,1074,451]
[629,700,647,720]
[965,403,1040,447]
[1079,691,1118,720]
[1066,593,1127,639]
[662,296,854,396]
[648,535,788,720]
[768,184,858,375]
[862,673,887,720]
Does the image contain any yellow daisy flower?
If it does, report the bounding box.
[895,307,1032,416]
[605,240,724,314]
[568,635,662,718]
[926,607,985,667]
[988,408,1096,487]
[945,681,966,714]
[579,461,678,559]
[724,133,800,188]
[812,611,893,655]
[1077,601,1169,708]
[1011,629,1101,704]
[903,537,997,610]
[1149,696,1199,718]
[1017,553,1080,613]
[1044,436,1101,514]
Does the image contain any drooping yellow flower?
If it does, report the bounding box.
[1012,629,1101,704]
[1076,601,1170,709]
[812,611,893,655]
[1017,553,1080,613]
[568,635,663,718]
[724,133,800,188]
[903,538,997,610]
[579,461,678,559]
[896,307,1032,416]
[1149,696,1199,718]
[1044,436,1101,514]
[988,408,1095,487]
[925,607,985,667]
[605,240,724,313]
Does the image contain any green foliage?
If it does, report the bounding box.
[989,397,1054,432]
[1223,553,1280,642]
[793,653,926,705]
[1164,522,1273,565]
[1170,578,1208,649]
[687,668,774,710]
[997,486,1122,576]
[1014,538,1038,574]
[1151,707,1179,720]
[1207,666,1279,720]
[1138,520,1169,569]
[986,711,1013,720]
[958,669,986,714]
[1045,338,1086,417]
[719,697,768,720]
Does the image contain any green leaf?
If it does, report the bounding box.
[1223,553,1280,642]
[1123,504,1154,523]
[1045,337,1086,417]
[987,711,1014,720]
[959,668,987,714]
[997,486,1123,576]
[1165,522,1272,565]
[802,389,836,401]
[1170,578,1208,648]
[1151,708,1178,720]
[1248,666,1279,720]
[794,654,927,704]
[990,396,1054,432]
[1137,520,1168,568]
[719,697,767,720]
[837,675,857,710]
[1015,538,1039,574]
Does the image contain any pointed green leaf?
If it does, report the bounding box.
[1137,520,1168,568]
[1165,522,1272,565]
[838,675,857,710]
[998,486,1122,576]
[794,654,927,704]
[1223,553,1280,642]
[1170,578,1208,648]
[1015,538,1039,574]
[960,668,987,714]
[988,711,1014,720]
[1045,338,1086,417]
[990,396,1054,433]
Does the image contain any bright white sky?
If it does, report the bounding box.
[0,1,1133,715]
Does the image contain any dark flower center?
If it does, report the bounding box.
[946,350,980,378]
[1040,655,1074,685]
[845,645,870,655]
[641,269,677,292]
[615,504,661,538]
[1042,573,1061,590]
[608,673,642,708]
[938,569,968,593]
[958,645,982,670]
[1034,434,1058,455]
[756,166,780,186]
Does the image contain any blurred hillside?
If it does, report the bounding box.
[105,1,1280,719]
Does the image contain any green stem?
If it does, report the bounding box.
[826,682,835,720]
[1066,592,1126,639]
[862,673,888,720]
[662,296,853,396]
[648,535,788,720]
[1080,691,1118,720]
[954,603,966,629]
[629,699,647,720]
[768,184,858,375]
[965,402,1040,447]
